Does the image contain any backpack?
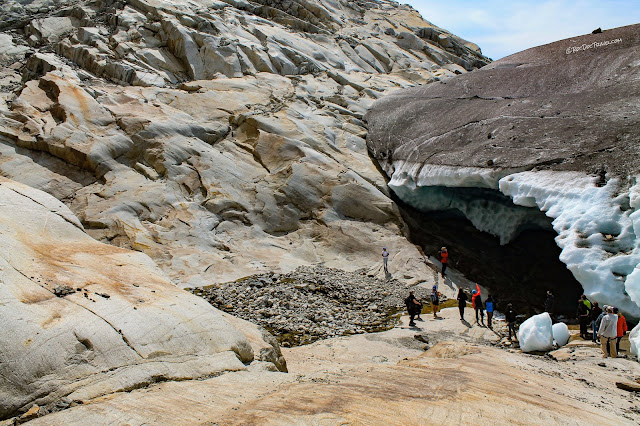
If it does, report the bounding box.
[430,293,439,304]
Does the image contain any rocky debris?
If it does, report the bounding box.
[52,285,74,297]
[194,266,435,346]
[0,177,282,421]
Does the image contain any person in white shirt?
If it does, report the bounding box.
[597,306,619,358]
[382,247,389,274]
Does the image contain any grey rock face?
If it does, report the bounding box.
[366,24,639,177]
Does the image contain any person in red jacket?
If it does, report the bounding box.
[614,307,628,354]
[439,247,449,277]
[471,284,484,325]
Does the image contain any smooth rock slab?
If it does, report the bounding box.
[0,177,281,420]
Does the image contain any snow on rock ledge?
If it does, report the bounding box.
[518,313,554,353]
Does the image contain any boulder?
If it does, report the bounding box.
[518,313,554,353]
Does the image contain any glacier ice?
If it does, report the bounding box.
[387,159,640,319]
[551,322,570,347]
[500,171,640,319]
[388,184,553,244]
[518,312,554,352]
[631,322,640,362]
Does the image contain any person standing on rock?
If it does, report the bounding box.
[485,294,495,329]
[405,290,422,327]
[457,288,468,321]
[472,285,484,325]
[590,302,602,342]
[577,298,591,339]
[597,306,618,358]
[505,304,517,341]
[614,307,628,354]
[430,285,440,318]
[544,290,555,320]
[595,305,607,344]
[439,247,449,277]
[382,247,390,275]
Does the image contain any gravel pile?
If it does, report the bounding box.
[192,266,435,347]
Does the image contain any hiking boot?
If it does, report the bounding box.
[409,322,416,326]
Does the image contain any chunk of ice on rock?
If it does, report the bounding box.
[552,322,570,347]
[630,323,640,362]
[518,313,554,352]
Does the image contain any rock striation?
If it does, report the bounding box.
[0,0,488,290]
[366,24,640,318]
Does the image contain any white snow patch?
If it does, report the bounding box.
[518,312,554,352]
[500,171,640,318]
[552,322,570,347]
[387,161,515,189]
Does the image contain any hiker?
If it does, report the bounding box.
[544,290,555,317]
[405,290,422,326]
[457,288,468,320]
[439,247,448,277]
[590,302,602,342]
[430,285,440,318]
[485,294,495,329]
[595,305,607,344]
[382,247,389,274]
[581,294,592,310]
[472,284,484,324]
[614,307,628,354]
[597,306,618,358]
[577,298,591,339]
[505,303,517,340]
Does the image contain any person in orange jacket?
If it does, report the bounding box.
[614,307,628,354]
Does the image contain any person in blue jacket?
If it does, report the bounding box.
[485,295,495,329]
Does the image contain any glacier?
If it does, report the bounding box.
[387,161,640,319]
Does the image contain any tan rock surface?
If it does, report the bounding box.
[0,177,283,419]
[25,308,640,424]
